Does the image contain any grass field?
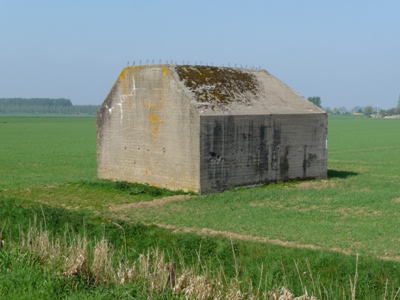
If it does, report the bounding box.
[1,115,400,299]
[0,116,97,189]
[113,116,400,259]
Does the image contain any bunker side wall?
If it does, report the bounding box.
[199,114,327,193]
[97,66,200,192]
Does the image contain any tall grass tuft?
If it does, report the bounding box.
[63,234,88,279]
[11,219,325,299]
[91,237,115,284]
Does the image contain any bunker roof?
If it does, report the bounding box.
[171,65,325,116]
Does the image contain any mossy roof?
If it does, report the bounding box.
[175,65,258,105]
[173,65,324,115]
[106,65,325,116]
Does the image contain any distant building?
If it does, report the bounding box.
[97,65,327,193]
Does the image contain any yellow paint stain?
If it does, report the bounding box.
[148,111,163,136]
[142,98,165,139]
[161,66,169,76]
[118,69,128,94]
[122,82,127,94]
[119,66,144,94]
[119,65,145,81]
[118,69,126,80]
[148,111,158,123]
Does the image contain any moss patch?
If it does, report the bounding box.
[175,66,258,104]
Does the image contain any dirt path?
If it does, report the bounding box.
[109,195,327,253]
[108,195,400,262]
[148,222,400,262]
[152,222,349,253]
[109,194,192,211]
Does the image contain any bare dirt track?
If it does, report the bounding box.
[108,195,400,262]
[109,195,192,211]
[109,195,352,256]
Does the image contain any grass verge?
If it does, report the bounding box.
[1,197,400,299]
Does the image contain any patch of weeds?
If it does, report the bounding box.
[129,187,146,195]
[113,181,132,191]
[113,181,186,197]
[76,179,188,198]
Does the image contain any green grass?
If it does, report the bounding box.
[1,114,400,298]
[1,197,400,299]
[0,116,97,189]
[80,115,400,259]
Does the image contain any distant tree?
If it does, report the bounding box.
[387,107,397,116]
[351,106,363,114]
[363,105,373,116]
[323,107,332,114]
[397,95,400,114]
[339,107,349,114]
[0,98,99,115]
[377,109,386,117]
[332,107,339,114]
[307,96,321,108]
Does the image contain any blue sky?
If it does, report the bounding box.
[1,1,399,109]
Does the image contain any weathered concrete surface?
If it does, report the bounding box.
[199,114,327,193]
[97,65,327,193]
[97,66,200,192]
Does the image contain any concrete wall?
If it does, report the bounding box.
[97,65,328,194]
[97,66,201,192]
[199,114,327,193]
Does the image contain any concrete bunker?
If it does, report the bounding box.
[97,65,327,193]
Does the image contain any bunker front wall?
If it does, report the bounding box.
[199,113,327,193]
[97,66,201,192]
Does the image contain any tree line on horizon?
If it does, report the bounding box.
[0,98,100,115]
[2,97,399,117]
[308,96,400,117]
